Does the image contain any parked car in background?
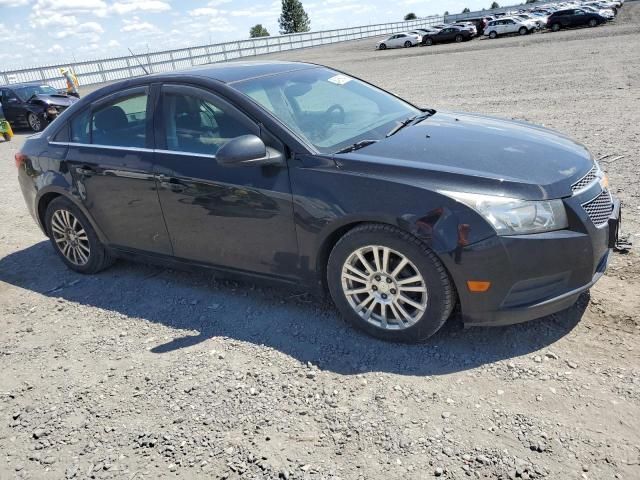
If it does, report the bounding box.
[422,26,473,45]
[0,83,78,132]
[580,5,615,19]
[584,1,617,15]
[547,8,607,31]
[516,13,546,28]
[484,17,536,38]
[376,32,421,50]
[451,22,478,36]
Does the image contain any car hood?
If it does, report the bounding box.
[335,111,594,201]
[30,94,77,107]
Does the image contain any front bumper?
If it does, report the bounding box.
[441,190,620,328]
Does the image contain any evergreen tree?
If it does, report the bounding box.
[490,1,500,8]
[462,7,471,13]
[404,13,417,20]
[279,0,310,34]
[250,24,270,37]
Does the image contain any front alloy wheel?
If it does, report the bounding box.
[327,224,455,342]
[28,112,44,132]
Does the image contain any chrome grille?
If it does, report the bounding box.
[582,189,613,227]
[572,165,598,193]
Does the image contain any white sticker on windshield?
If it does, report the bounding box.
[327,74,352,85]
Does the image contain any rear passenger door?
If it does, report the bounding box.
[63,86,173,254]
[152,84,297,277]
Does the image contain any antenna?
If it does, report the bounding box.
[128,48,150,75]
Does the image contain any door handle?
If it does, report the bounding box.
[75,166,95,176]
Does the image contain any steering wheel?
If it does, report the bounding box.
[325,104,345,124]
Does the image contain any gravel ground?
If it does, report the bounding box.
[1,5,639,480]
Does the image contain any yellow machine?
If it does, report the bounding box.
[0,103,13,142]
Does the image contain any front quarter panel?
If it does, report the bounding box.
[290,154,496,287]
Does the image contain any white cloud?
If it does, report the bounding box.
[0,0,30,6]
[189,7,221,17]
[30,13,79,28]
[111,0,171,15]
[107,39,121,47]
[121,17,159,33]
[48,44,64,54]
[33,0,109,16]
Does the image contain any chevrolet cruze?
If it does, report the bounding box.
[16,61,620,342]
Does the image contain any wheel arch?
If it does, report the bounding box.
[35,187,108,243]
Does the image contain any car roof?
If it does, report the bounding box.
[148,60,318,84]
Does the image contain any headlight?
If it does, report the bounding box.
[442,191,568,235]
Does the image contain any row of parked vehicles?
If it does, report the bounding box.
[375,0,623,49]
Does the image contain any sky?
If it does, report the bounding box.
[0,0,494,69]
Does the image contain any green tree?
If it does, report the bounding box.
[279,0,310,34]
[249,24,270,37]
[444,10,449,15]
[462,7,471,13]
[490,1,500,8]
[404,12,417,20]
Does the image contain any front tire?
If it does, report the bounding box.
[45,196,115,274]
[588,18,598,27]
[551,23,561,32]
[455,34,463,42]
[404,41,412,48]
[327,224,455,342]
[27,112,45,132]
[489,31,497,39]
[519,26,528,35]
[379,43,387,50]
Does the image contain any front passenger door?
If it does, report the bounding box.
[153,84,298,278]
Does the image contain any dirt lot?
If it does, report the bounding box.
[1,5,639,480]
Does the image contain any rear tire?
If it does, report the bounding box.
[424,37,433,46]
[489,31,497,39]
[327,223,455,342]
[45,196,115,274]
[519,26,528,35]
[455,34,463,42]
[588,18,598,27]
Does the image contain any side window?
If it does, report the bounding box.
[91,93,147,148]
[162,91,254,155]
[70,109,90,143]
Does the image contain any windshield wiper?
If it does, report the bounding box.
[386,109,436,138]
[334,139,378,154]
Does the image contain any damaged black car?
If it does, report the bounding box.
[0,83,78,132]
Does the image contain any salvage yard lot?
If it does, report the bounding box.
[1,4,639,479]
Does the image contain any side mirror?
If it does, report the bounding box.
[7,97,19,104]
[216,134,284,167]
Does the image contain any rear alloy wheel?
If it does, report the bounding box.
[519,26,528,35]
[425,37,433,46]
[379,43,387,50]
[404,41,412,48]
[588,18,598,27]
[455,34,463,42]
[45,196,115,274]
[327,224,455,342]
[551,23,561,31]
[489,31,498,39]
[27,112,44,132]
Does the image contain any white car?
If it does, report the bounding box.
[581,5,615,18]
[451,22,478,36]
[515,13,546,28]
[376,32,421,50]
[484,17,536,38]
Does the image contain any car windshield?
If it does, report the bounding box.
[233,67,419,154]
[14,85,58,102]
